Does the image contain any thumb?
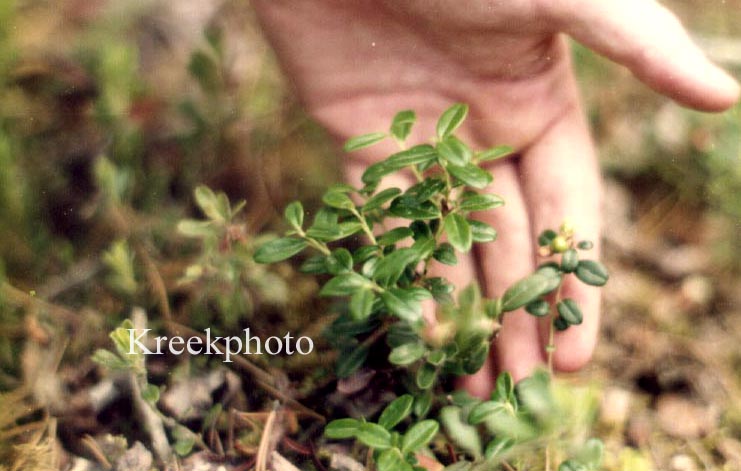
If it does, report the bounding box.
[548,0,739,111]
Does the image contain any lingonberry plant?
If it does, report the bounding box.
[254,104,610,470]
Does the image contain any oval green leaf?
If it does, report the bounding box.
[444,213,472,253]
[363,187,402,213]
[575,260,609,286]
[416,363,437,390]
[378,394,414,430]
[469,220,498,243]
[254,237,307,264]
[284,201,304,229]
[344,132,387,152]
[388,342,426,366]
[401,419,439,454]
[390,109,416,142]
[447,163,493,189]
[458,193,505,212]
[477,145,514,163]
[437,103,468,139]
[324,418,361,439]
[557,298,583,325]
[356,422,392,449]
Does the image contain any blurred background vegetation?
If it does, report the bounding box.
[0,0,739,470]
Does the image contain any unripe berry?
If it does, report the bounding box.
[551,235,569,253]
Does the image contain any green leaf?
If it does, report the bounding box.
[377,227,414,246]
[554,316,569,331]
[110,320,135,357]
[254,237,307,263]
[354,245,379,264]
[300,255,329,274]
[390,109,416,142]
[493,372,515,404]
[447,163,493,189]
[577,240,594,250]
[427,350,446,366]
[388,342,427,366]
[401,419,439,454]
[350,288,375,320]
[92,349,130,370]
[458,193,505,212]
[386,144,438,169]
[379,394,414,430]
[536,265,563,294]
[556,298,583,325]
[525,298,550,317]
[194,185,229,222]
[437,103,468,139]
[477,145,514,162]
[501,271,556,312]
[284,201,304,229]
[387,323,419,348]
[372,248,419,285]
[433,243,458,266]
[324,418,361,439]
[176,219,213,238]
[390,196,441,220]
[320,273,373,296]
[440,406,482,460]
[356,422,392,449]
[337,221,364,238]
[326,248,354,275]
[414,390,433,417]
[377,448,413,471]
[561,248,579,273]
[411,236,436,260]
[484,437,515,461]
[406,178,446,203]
[416,363,437,390]
[469,220,498,243]
[575,260,609,286]
[381,288,423,322]
[437,135,473,166]
[462,340,489,374]
[336,345,369,378]
[322,190,355,210]
[575,438,605,469]
[362,161,394,185]
[516,370,553,417]
[537,229,558,247]
[142,383,160,404]
[363,187,402,213]
[344,132,387,152]
[173,426,196,456]
[468,401,507,425]
[189,50,219,93]
[444,213,472,253]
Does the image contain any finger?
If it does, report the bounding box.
[548,0,740,111]
[474,160,545,382]
[519,92,602,372]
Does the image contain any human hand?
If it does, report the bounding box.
[252,0,739,391]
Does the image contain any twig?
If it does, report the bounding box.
[81,435,113,470]
[1,282,79,325]
[36,259,101,300]
[255,403,279,471]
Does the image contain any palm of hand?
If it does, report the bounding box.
[253,0,739,388]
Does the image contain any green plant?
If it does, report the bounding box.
[255,104,609,470]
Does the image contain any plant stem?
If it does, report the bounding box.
[351,209,378,246]
[546,279,564,375]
